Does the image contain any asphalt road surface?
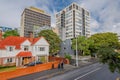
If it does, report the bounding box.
[48,63,120,80]
[10,63,120,80]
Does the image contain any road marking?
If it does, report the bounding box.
[74,67,101,80]
[34,70,66,80]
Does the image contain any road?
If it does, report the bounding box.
[10,63,120,80]
[48,63,120,80]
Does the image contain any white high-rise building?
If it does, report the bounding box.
[56,2,90,41]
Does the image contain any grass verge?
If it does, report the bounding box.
[0,66,16,72]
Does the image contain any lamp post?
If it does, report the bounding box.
[63,41,66,56]
[76,37,78,67]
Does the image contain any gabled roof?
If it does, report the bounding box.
[29,37,40,45]
[16,51,32,57]
[0,36,43,49]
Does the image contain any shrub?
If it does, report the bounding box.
[65,54,72,60]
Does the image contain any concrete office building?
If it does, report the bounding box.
[56,3,90,56]
[20,7,51,37]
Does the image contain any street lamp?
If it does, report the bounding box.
[76,37,78,67]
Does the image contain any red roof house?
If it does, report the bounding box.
[0,36,49,66]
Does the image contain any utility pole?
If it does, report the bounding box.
[76,37,78,67]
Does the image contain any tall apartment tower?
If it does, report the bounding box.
[56,3,90,41]
[20,7,51,37]
[56,3,90,56]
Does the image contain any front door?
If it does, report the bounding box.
[23,57,30,65]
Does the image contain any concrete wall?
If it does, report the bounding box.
[59,39,74,57]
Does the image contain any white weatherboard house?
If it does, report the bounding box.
[0,33,49,66]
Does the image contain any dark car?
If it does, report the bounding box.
[24,61,42,67]
[36,61,43,64]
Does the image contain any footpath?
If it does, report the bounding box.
[10,58,98,80]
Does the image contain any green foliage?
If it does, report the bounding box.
[40,56,46,62]
[89,32,120,73]
[97,46,120,73]
[0,65,15,69]
[3,30,19,38]
[83,49,90,56]
[65,54,72,60]
[89,32,119,52]
[117,42,120,49]
[72,36,92,56]
[0,66,16,72]
[38,30,61,55]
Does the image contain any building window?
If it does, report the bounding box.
[69,5,72,10]
[39,47,45,51]
[66,7,69,12]
[8,46,13,52]
[86,11,89,16]
[73,4,75,8]
[24,46,29,51]
[76,5,78,10]
[7,58,12,62]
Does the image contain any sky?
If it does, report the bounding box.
[0,0,120,34]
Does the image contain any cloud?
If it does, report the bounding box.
[98,0,120,33]
[90,18,100,34]
[0,0,120,35]
[0,0,36,28]
[76,0,120,34]
[112,23,120,33]
[0,0,58,28]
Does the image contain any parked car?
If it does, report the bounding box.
[24,61,43,67]
[36,61,43,64]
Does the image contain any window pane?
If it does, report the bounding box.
[9,47,13,51]
[39,47,45,51]
[7,58,12,62]
[24,46,29,51]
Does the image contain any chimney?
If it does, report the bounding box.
[29,32,34,38]
[0,30,2,41]
[29,32,34,42]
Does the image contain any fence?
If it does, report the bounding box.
[49,56,70,64]
[0,56,69,80]
[0,61,59,80]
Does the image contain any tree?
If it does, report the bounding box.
[3,30,19,38]
[89,32,119,53]
[97,46,120,73]
[72,36,92,56]
[89,32,120,73]
[38,30,61,55]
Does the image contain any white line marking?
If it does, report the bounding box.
[74,67,101,80]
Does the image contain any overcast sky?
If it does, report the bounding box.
[0,0,120,34]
